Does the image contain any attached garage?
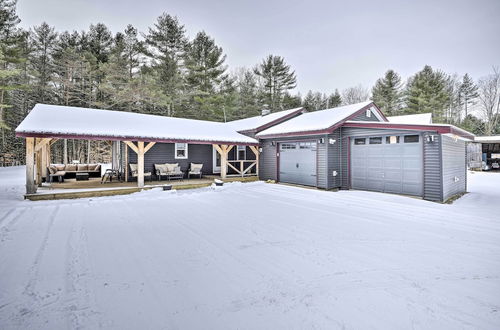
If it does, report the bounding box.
[257,101,475,202]
[279,141,317,186]
[350,134,423,196]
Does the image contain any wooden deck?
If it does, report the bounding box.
[25,175,259,201]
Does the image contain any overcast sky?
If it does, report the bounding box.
[17,0,500,95]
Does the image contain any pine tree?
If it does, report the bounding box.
[0,0,23,148]
[458,73,478,118]
[232,68,260,119]
[371,70,403,116]
[405,65,450,121]
[326,89,342,108]
[185,31,227,94]
[302,90,326,111]
[30,22,58,103]
[145,13,188,116]
[254,55,296,111]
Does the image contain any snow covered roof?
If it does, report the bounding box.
[15,104,258,145]
[387,113,433,124]
[225,107,305,132]
[256,101,378,138]
[475,135,500,143]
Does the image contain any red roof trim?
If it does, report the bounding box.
[15,132,259,146]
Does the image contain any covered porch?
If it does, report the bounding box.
[15,104,260,198]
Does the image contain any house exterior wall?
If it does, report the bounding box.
[441,135,467,201]
[258,126,467,202]
[352,110,380,121]
[127,143,257,179]
[422,133,442,201]
[128,143,214,178]
[327,129,342,189]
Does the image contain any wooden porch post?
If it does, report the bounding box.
[213,144,229,179]
[125,141,155,188]
[26,137,36,194]
[137,141,145,188]
[249,146,260,177]
[124,143,129,182]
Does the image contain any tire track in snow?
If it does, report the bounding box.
[64,212,100,330]
[0,207,30,243]
[14,205,59,328]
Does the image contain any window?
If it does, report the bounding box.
[366,109,372,118]
[280,143,296,150]
[354,138,366,145]
[237,145,246,160]
[299,142,315,149]
[404,135,420,143]
[386,136,400,144]
[175,143,188,159]
[369,137,382,144]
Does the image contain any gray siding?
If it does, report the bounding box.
[441,135,467,201]
[128,143,214,179]
[316,134,329,189]
[352,110,381,122]
[327,129,342,189]
[422,133,442,201]
[259,140,277,181]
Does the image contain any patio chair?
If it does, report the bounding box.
[154,163,184,181]
[129,163,152,182]
[188,163,203,179]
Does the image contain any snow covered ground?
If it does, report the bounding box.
[0,166,499,329]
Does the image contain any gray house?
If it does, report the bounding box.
[16,102,474,202]
[256,101,474,202]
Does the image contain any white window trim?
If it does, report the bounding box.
[175,143,188,159]
[237,145,246,160]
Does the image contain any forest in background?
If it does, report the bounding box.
[1,0,499,164]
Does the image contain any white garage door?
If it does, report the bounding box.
[351,134,423,196]
[279,141,317,186]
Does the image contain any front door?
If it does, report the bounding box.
[212,146,221,173]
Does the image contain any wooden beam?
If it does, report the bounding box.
[41,143,48,183]
[249,146,260,177]
[227,161,240,173]
[243,162,257,175]
[124,141,138,154]
[137,141,145,188]
[144,141,156,153]
[213,144,223,155]
[35,139,43,186]
[124,143,129,182]
[26,137,36,194]
[34,137,51,153]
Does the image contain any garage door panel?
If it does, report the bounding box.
[279,142,317,187]
[351,134,423,197]
[384,158,402,168]
[385,182,403,193]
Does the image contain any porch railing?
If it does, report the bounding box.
[227,160,257,177]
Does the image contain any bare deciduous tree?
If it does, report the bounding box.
[477,67,500,135]
[341,85,369,105]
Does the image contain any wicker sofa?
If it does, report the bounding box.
[47,164,101,182]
